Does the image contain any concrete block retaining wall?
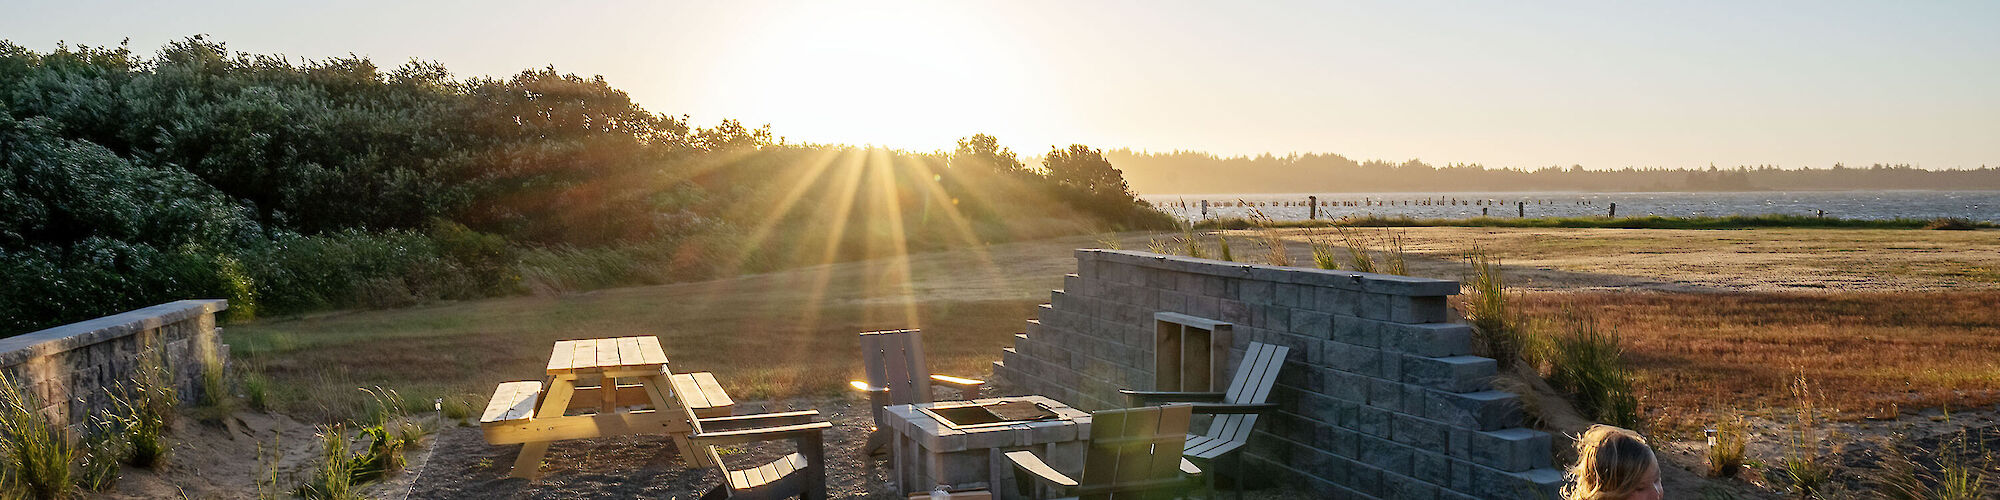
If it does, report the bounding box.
[993,250,1561,499]
[0,300,229,426]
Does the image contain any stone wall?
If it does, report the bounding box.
[993,250,1562,499]
[0,300,229,426]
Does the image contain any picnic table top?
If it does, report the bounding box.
[546,336,669,375]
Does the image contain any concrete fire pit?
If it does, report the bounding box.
[882,395,1091,498]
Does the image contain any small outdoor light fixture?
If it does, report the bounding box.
[1705,428,1718,447]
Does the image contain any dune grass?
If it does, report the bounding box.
[1196,214,1994,230]
[1507,290,2000,429]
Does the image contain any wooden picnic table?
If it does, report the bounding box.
[480,336,736,479]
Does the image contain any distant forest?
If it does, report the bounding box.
[1107,150,2000,194]
[0,36,1165,334]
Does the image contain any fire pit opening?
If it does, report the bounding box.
[920,401,1060,430]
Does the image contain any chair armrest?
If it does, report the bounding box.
[849,380,889,392]
[698,410,821,431]
[929,374,984,387]
[691,421,832,447]
[1190,402,1279,415]
[930,374,983,399]
[1120,390,1227,406]
[1004,450,1078,490]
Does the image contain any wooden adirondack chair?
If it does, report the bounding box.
[686,403,833,500]
[849,329,985,455]
[1119,342,1288,500]
[1004,403,1204,500]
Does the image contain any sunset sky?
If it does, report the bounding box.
[7,1,1996,169]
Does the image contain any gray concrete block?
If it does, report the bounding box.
[1359,436,1414,475]
[1369,378,1404,413]
[1333,315,1383,348]
[1402,355,1497,392]
[1220,299,1251,325]
[1392,414,1449,450]
[1262,306,1291,332]
[1469,428,1554,472]
[1389,295,1452,324]
[1314,287,1361,317]
[1242,280,1275,304]
[1275,283,1304,308]
[1383,471,1442,500]
[1423,390,1523,431]
[1383,323,1475,357]
[1290,309,1332,338]
[1412,451,1451,491]
[1356,405,1392,437]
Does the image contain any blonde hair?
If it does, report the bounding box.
[1564,425,1656,500]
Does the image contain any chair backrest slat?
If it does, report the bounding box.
[1079,404,1193,500]
[1206,342,1289,444]
[860,329,932,406]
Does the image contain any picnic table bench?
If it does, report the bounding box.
[480,336,738,478]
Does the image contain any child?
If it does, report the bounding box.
[1564,425,1664,500]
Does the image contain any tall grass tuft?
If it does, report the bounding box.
[1874,417,1993,500]
[111,354,177,468]
[1533,309,1640,427]
[1216,234,1234,262]
[1707,413,1748,477]
[74,424,120,492]
[1464,249,1524,368]
[0,373,75,500]
[1336,226,1376,273]
[1381,229,1409,276]
[1307,231,1341,270]
[1780,372,1837,497]
[297,424,358,500]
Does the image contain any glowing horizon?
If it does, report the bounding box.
[7,1,1996,170]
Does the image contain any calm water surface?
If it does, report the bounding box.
[1141,191,2000,223]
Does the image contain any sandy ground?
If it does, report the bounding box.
[99,227,2000,498]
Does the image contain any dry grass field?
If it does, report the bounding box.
[230,227,2000,430]
[1510,290,2000,428]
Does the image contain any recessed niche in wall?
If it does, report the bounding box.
[1154,312,1233,392]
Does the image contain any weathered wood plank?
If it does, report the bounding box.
[481,410,675,444]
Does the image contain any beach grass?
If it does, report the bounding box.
[1507,290,2000,429]
[1195,214,1994,230]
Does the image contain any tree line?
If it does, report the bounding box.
[1107,150,2000,194]
[0,36,1168,335]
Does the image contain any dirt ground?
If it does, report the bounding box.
[120,227,2000,499]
